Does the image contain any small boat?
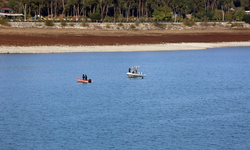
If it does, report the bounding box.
[127,66,146,78]
[77,78,93,83]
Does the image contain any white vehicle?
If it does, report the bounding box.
[127,66,146,78]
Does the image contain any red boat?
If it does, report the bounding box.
[77,78,93,83]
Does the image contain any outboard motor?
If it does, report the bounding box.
[88,79,92,83]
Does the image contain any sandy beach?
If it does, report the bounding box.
[1,28,250,53]
[1,42,250,53]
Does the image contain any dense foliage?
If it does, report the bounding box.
[1,0,250,22]
[243,14,250,23]
[90,12,102,21]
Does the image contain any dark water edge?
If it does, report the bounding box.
[0,47,250,150]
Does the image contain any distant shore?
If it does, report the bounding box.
[1,42,250,54]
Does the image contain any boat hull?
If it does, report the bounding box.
[127,72,146,78]
[77,78,93,83]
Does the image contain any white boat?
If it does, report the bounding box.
[127,66,146,78]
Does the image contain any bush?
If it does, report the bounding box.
[90,13,101,22]
[202,11,213,21]
[232,22,244,27]
[118,14,125,22]
[106,24,110,29]
[212,22,216,26]
[82,21,88,27]
[135,20,140,26]
[104,16,113,22]
[130,24,136,29]
[140,18,145,22]
[243,15,250,24]
[183,18,195,27]
[0,18,10,26]
[44,19,54,26]
[61,20,67,26]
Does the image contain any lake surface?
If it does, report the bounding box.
[0,47,250,150]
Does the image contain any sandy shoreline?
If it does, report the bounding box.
[1,42,250,54]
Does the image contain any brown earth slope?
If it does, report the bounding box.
[1,28,250,46]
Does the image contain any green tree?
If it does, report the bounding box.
[202,11,213,21]
[1,0,249,22]
[152,6,172,21]
[90,12,101,21]
[234,7,245,21]
[99,0,110,20]
[8,0,17,11]
[187,0,205,14]
[243,14,250,24]
[213,9,222,21]
[171,0,187,19]
[240,0,249,7]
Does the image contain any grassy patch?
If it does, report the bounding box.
[61,20,67,26]
[106,24,110,29]
[44,20,54,26]
[0,19,10,26]
[130,24,136,30]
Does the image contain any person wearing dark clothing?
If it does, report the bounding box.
[129,68,131,72]
[82,74,85,80]
[85,75,87,80]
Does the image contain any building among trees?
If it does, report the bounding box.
[0,0,250,22]
[0,7,14,13]
[0,7,23,18]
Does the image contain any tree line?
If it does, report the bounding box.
[1,0,250,22]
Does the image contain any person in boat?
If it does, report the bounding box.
[129,68,131,73]
[82,74,85,80]
[85,75,87,80]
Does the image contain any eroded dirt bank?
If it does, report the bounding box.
[1,28,250,46]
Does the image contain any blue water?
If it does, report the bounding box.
[0,47,250,150]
